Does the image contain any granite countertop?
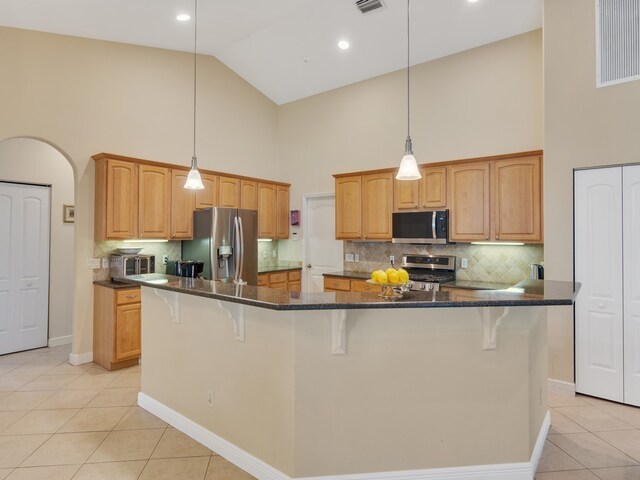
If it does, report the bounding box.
[93,280,140,290]
[114,274,577,311]
[258,265,303,274]
[323,271,371,280]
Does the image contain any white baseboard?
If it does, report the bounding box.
[548,378,576,397]
[48,335,73,347]
[68,351,93,365]
[139,392,547,480]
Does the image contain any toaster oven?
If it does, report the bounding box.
[109,254,155,278]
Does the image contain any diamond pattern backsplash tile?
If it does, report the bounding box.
[344,242,543,284]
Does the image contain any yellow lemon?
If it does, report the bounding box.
[397,268,409,283]
[377,271,388,284]
[371,271,378,282]
[388,270,400,284]
[385,267,397,277]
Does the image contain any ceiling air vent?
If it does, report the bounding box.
[356,0,385,14]
[596,0,640,87]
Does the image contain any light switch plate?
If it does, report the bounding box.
[461,258,468,268]
[345,253,354,262]
[86,258,101,269]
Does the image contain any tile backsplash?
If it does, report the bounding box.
[93,241,182,281]
[344,242,543,284]
[258,240,302,270]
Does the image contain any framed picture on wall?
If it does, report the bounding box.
[63,204,75,223]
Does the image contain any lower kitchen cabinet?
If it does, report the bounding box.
[93,285,141,371]
[258,269,301,292]
[324,276,382,293]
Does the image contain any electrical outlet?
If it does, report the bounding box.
[86,258,101,269]
[101,257,109,268]
[162,255,168,265]
[207,390,214,408]
[389,255,395,264]
[461,258,468,268]
[354,254,359,262]
[272,250,277,258]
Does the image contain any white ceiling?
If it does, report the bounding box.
[0,0,542,105]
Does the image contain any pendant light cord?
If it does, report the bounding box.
[406,0,411,141]
[192,0,198,162]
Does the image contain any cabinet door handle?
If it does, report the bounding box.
[496,235,500,240]
[126,295,138,299]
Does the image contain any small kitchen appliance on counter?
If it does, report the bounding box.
[530,263,544,279]
[167,260,205,278]
[109,254,155,278]
[401,254,456,292]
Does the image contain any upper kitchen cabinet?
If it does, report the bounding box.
[362,172,394,240]
[241,180,258,210]
[276,185,289,239]
[393,166,447,211]
[138,165,171,239]
[335,175,362,239]
[493,155,542,242]
[170,169,196,240]
[95,158,138,239]
[194,173,218,210]
[219,176,241,208]
[448,162,491,242]
[258,182,277,238]
[420,166,447,209]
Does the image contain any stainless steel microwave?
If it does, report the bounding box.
[109,254,155,278]
[392,210,449,244]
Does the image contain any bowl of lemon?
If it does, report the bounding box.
[367,267,412,300]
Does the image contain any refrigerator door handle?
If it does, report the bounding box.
[235,215,247,285]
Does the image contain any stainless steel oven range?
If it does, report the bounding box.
[401,254,456,292]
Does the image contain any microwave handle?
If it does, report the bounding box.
[432,211,437,240]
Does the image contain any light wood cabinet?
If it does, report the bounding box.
[195,173,218,210]
[241,180,258,210]
[258,269,302,292]
[324,276,382,293]
[335,176,362,239]
[170,169,196,239]
[95,158,138,239]
[276,185,290,239]
[493,156,542,242]
[362,172,393,240]
[138,165,171,239]
[219,176,241,208]
[258,182,277,238]
[393,166,447,211]
[420,166,447,209]
[448,162,491,242]
[93,285,141,371]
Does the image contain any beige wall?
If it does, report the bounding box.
[0,26,279,357]
[0,138,75,342]
[277,30,543,213]
[544,0,640,382]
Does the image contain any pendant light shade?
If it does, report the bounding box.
[396,0,421,181]
[184,0,205,190]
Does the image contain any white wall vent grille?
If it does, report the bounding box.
[356,0,385,14]
[596,0,640,87]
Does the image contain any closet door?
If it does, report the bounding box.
[624,165,640,406]
[575,167,623,402]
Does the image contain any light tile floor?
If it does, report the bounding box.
[0,345,255,480]
[4,345,640,479]
[536,393,640,479]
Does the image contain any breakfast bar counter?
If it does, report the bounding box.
[120,274,575,480]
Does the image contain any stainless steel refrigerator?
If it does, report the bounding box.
[182,208,258,285]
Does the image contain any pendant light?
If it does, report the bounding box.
[396,0,422,181]
[184,0,205,190]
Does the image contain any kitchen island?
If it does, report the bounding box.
[118,274,576,480]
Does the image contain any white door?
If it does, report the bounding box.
[624,165,640,406]
[303,194,343,293]
[0,182,50,354]
[575,168,624,402]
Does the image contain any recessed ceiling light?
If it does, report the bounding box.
[338,40,350,50]
[467,0,480,3]
[176,13,191,21]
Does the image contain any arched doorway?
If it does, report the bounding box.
[0,137,76,351]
